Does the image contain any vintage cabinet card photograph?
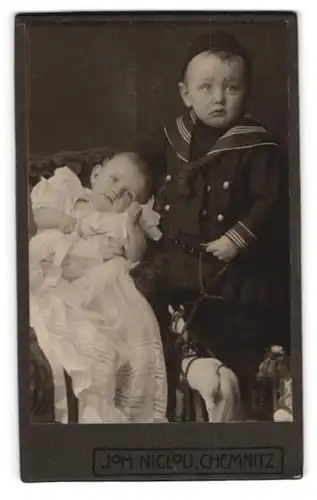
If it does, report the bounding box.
[15,11,302,481]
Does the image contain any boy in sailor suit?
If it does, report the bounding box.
[135,31,289,418]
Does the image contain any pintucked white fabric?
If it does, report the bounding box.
[29,166,167,423]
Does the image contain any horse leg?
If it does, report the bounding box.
[185,358,221,422]
[201,393,216,422]
[192,390,207,422]
[211,369,241,422]
[185,359,241,422]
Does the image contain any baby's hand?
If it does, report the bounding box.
[58,214,77,234]
[100,237,124,260]
[203,235,238,262]
[40,257,54,275]
[61,260,85,281]
[76,217,90,238]
[126,202,142,224]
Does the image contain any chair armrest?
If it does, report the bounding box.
[29,147,116,188]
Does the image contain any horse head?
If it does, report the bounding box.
[168,304,188,343]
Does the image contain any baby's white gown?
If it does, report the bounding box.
[29,167,167,424]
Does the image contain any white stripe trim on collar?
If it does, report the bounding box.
[164,127,188,163]
[221,126,268,139]
[180,116,192,141]
[190,109,197,124]
[176,117,191,144]
[207,142,278,156]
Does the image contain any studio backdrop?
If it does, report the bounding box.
[27,20,289,156]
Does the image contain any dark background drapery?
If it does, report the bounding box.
[26,20,289,156]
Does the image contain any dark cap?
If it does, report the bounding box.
[182,30,252,80]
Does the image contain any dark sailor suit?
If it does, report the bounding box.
[150,110,289,306]
[136,110,290,416]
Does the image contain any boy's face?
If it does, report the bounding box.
[179,52,246,128]
[90,155,145,213]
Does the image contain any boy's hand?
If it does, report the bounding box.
[58,214,77,234]
[126,202,142,224]
[203,235,239,262]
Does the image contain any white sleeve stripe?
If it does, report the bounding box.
[226,231,244,248]
[237,220,257,240]
[230,229,248,247]
[226,229,247,248]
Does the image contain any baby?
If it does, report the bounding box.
[30,152,161,286]
[29,152,167,424]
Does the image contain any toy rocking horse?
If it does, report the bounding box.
[168,303,241,423]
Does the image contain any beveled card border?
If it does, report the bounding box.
[15,11,302,482]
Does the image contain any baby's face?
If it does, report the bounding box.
[180,52,246,128]
[90,155,145,213]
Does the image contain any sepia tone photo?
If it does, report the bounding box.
[24,15,294,427]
